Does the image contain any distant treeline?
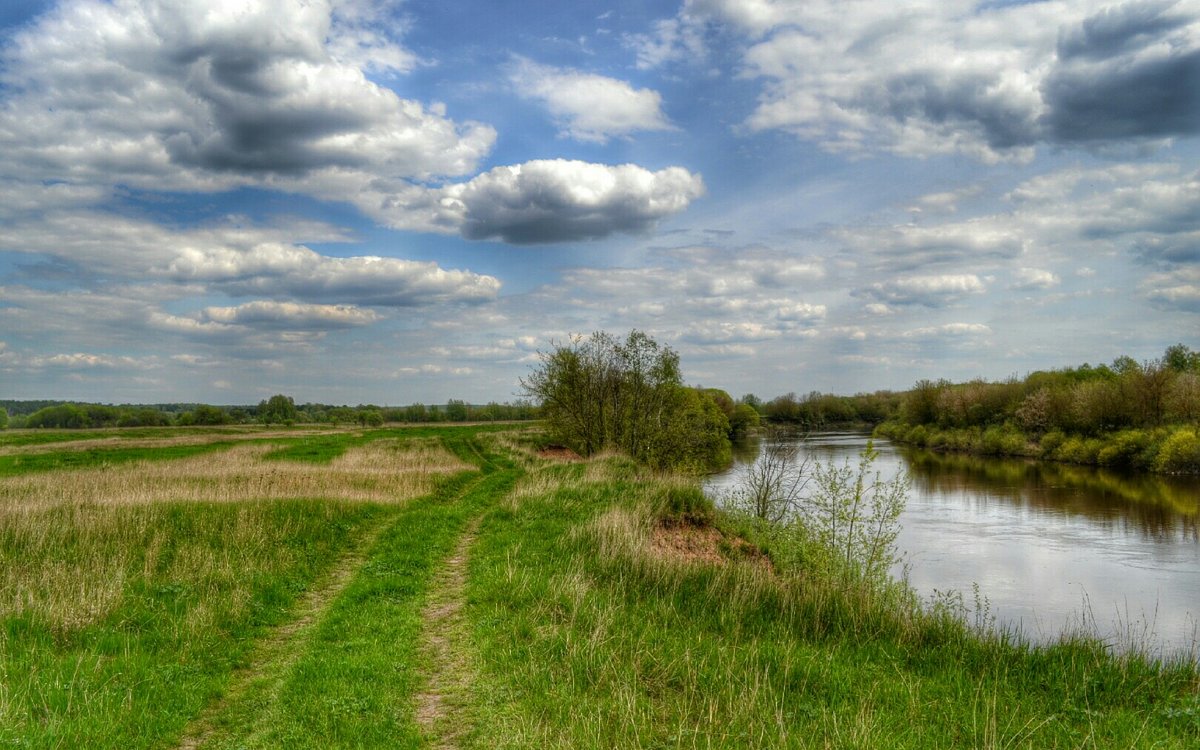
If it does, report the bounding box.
[749,343,1200,473]
[873,345,1200,473]
[0,396,540,430]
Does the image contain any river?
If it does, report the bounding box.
[706,431,1200,661]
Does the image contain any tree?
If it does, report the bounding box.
[445,399,469,422]
[259,394,297,425]
[522,330,731,471]
[724,427,812,524]
[0,407,7,430]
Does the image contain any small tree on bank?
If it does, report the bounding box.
[522,330,731,471]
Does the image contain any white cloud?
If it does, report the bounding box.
[433,160,704,244]
[327,0,420,75]
[1142,267,1200,312]
[510,59,675,143]
[201,301,382,329]
[902,323,992,339]
[0,0,495,193]
[858,274,986,307]
[643,0,1200,161]
[1012,268,1061,290]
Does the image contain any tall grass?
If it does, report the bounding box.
[0,429,476,749]
[464,454,1200,748]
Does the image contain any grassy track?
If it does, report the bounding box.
[0,427,485,749]
[186,432,521,749]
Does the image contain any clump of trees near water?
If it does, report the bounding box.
[877,343,1200,473]
[521,330,753,471]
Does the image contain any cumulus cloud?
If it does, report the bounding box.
[510,58,675,143]
[857,274,986,307]
[0,0,495,190]
[200,301,381,329]
[1142,267,1200,312]
[643,0,1200,161]
[1044,1,1200,143]
[435,160,704,244]
[1012,268,1061,290]
[0,212,501,307]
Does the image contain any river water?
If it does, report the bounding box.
[706,431,1200,661]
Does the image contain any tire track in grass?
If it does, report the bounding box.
[415,515,482,749]
[174,510,397,750]
[175,434,521,749]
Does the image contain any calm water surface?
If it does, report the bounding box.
[707,432,1200,660]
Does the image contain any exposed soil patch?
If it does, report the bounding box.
[651,522,774,571]
[537,445,583,462]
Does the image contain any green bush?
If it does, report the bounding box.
[1154,428,1200,473]
[1039,430,1066,458]
[1096,429,1153,468]
[1053,436,1103,465]
[905,424,929,447]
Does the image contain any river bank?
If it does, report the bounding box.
[874,420,1200,474]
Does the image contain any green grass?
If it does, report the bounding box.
[0,440,244,477]
[462,456,1200,748]
[2,424,1196,748]
[195,434,521,749]
[0,499,390,749]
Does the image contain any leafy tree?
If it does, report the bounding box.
[0,407,7,430]
[445,399,469,422]
[26,404,88,428]
[522,330,731,470]
[357,409,384,427]
[258,394,297,425]
[1163,343,1200,373]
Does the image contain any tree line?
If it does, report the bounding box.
[0,397,540,430]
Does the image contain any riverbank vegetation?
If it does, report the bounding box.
[873,344,1200,473]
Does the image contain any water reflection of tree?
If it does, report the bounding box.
[901,447,1200,542]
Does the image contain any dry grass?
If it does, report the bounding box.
[0,428,344,456]
[0,437,471,633]
[0,438,470,510]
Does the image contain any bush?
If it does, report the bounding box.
[1095,430,1153,469]
[1154,428,1200,473]
[904,424,929,447]
[1039,430,1066,458]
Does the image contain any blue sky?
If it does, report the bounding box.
[1,0,1198,405]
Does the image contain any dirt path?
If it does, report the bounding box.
[174,515,394,750]
[414,516,482,750]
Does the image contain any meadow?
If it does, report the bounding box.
[0,424,1196,748]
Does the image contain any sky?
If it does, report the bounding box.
[0,0,1197,406]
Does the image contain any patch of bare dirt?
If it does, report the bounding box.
[650,522,774,571]
[537,445,583,461]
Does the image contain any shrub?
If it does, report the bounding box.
[905,424,929,447]
[1154,428,1200,474]
[1039,430,1066,458]
[1095,430,1153,469]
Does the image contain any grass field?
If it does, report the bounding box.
[0,424,1196,748]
